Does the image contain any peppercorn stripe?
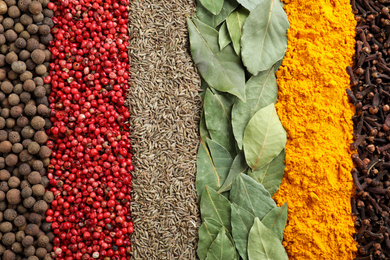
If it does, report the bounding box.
[0,0,54,259]
[46,0,133,259]
[273,0,357,259]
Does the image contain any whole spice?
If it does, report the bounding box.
[273,0,357,258]
[0,0,54,258]
[47,0,133,258]
[345,0,390,258]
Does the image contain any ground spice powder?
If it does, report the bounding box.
[273,0,357,259]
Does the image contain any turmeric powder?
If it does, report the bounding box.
[273,0,357,259]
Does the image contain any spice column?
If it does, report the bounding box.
[273,0,357,259]
[45,0,133,259]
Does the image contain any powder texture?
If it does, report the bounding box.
[273,0,357,259]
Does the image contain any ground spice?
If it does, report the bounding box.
[273,0,357,259]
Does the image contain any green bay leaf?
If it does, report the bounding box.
[218,22,231,50]
[196,139,232,198]
[199,0,224,15]
[261,202,288,241]
[232,68,278,149]
[248,149,285,196]
[219,151,248,193]
[204,89,236,156]
[197,218,223,260]
[226,7,248,56]
[201,186,232,231]
[205,227,237,260]
[236,0,263,11]
[187,18,246,101]
[241,0,289,75]
[230,173,276,218]
[195,0,239,28]
[231,203,255,260]
[243,104,286,171]
[200,109,211,142]
[248,218,288,260]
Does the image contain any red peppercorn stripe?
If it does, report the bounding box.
[45,0,133,259]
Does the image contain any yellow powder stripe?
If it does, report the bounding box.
[273,0,357,259]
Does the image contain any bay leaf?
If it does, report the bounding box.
[248,217,288,260]
[236,0,263,11]
[218,22,231,50]
[200,109,211,142]
[199,78,208,101]
[187,18,246,101]
[196,138,232,198]
[231,203,255,260]
[198,0,224,15]
[243,104,286,171]
[197,218,223,260]
[248,149,285,196]
[195,0,239,28]
[204,88,236,156]
[232,68,277,149]
[274,58,283,73]
[219,151,248,193]
[201,186,232,231]
[241,0,289,75]
[230,173,276,218]
[261,202,288,241]
[226,7,249,56]
[205,227,237,260]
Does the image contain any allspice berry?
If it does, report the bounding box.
[5,154,18,166]
[42,191,53,203]
[21,235,33,247]
[30,49,44,64]
[6,189,20,204]
[27,171,40,184]
[29,1,42,15]
[0,1,8,15]
[32,200,47,214]
[31,184,44,196]
[2,232,15,246]
[27,141,39,155]
[30,116,44,130]
[4,209,17,221]
[0,140,12,153]
[11,61,26,74]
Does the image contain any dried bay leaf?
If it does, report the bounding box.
[198,0,224,15]
[218,22,231,50]
[226,7,249,56]
[204,89,236,156]
[195,0,239,28]
[205,227,237,260]
[232,68,277,149]
[187,18,246,101]
[201,186,232,231]
[197,218,223,260]
[230,173,276,218]
[243,104,286,171]
[241,0,289,75]
[248,149,285,196]
[248,218,288,260]
[196,139,232,197]
[235,0,263,11]
[231,203,255,260]
[200,109,210,142]
[261,202,288,241]
[219,151,248,193]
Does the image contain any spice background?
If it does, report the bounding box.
[273,0,357,259]
[128,0,201,258]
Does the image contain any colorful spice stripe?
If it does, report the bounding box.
[46,0,133,259]
[347,1,390,258]
[273,0,357,259]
